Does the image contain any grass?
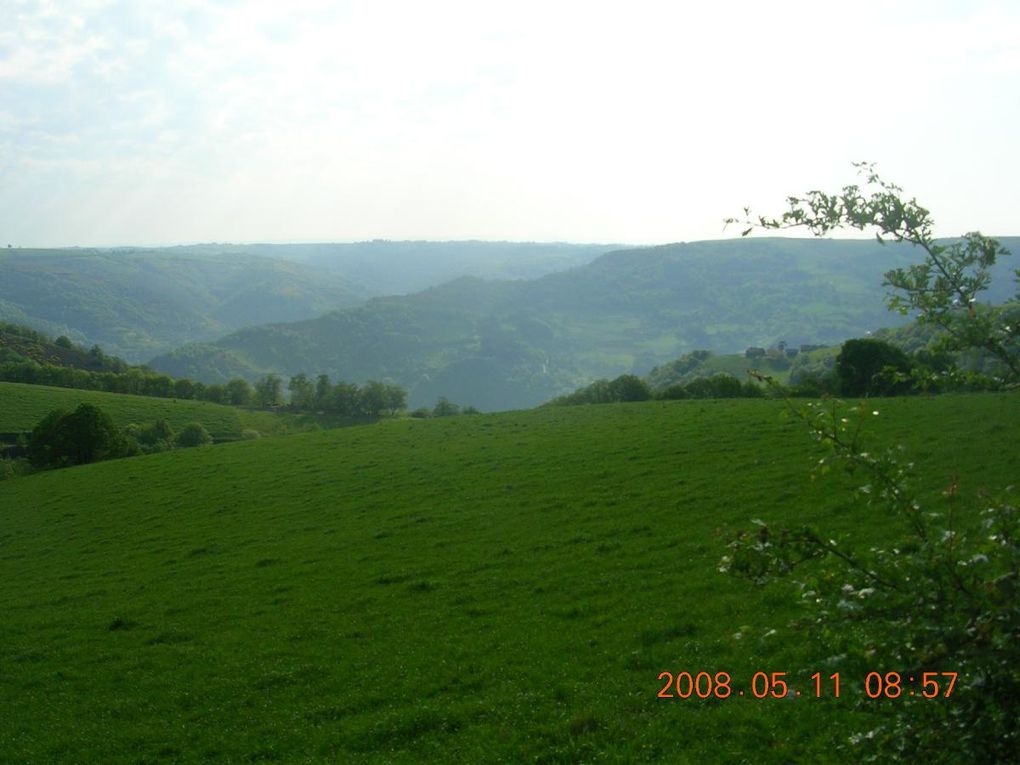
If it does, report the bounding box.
[0,394,1016,762]
[0,381,301,438]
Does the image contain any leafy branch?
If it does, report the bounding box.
[720,167,1020,760]
[725,162,1019,382]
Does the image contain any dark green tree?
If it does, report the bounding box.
[27,404,127,468]
[835,338,913,396]
[26,409,71,468]
[607,374,652,402]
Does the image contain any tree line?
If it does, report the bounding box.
[547,372,766,406]
[0,359,259,405]
[0,360,411,416]
[270,373,407,416]
[548,335,1010,408]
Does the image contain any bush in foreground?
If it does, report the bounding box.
[27,404,128,468]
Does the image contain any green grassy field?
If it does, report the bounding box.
[0,381,294,438]
[0,394,1016,762]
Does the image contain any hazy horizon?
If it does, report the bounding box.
[3,0,1019,248]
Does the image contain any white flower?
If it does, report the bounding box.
[857,588,876,598]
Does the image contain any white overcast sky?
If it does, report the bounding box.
[1,0,1018,247]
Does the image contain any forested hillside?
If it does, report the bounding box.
[0,242,615,364]
[0,249,366,361]
[150,237,1020,410]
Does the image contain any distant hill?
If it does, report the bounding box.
[170,240,619,296]
[149,237,1020,410]
[0,242,616,364]
[0,249,366,362]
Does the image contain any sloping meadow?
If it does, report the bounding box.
[1,395,1016,762]
[0,381,292,439]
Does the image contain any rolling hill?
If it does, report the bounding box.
[149,237,1020,410]
[173,240,619,295]
[0,242,615,364]
[1,393,1016,762]
[0,249,366,362]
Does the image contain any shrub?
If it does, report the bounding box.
[27,404,128,468]
[175,422,212,448]
[722,396,1020,761]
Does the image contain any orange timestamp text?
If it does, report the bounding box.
[656,671,958,700]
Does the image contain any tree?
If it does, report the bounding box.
[835,338,913,396]
[27,404,127,468]
[288,373,316,411]
[358,380,388,417]
[175,422,212,447]
[26,409,71,468]
[173,377,196,400]
[723,166,1019,761]
[432,396,460,417]
[254,374,284,407]
[315,374,332,409]
[383,383,408,415]
[225,378,254,406]
[330,382,360,416]
[203,384,227,404]
[607,374,652,402]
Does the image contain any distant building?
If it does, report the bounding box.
[799,343,825,353]
[745,347,766,359]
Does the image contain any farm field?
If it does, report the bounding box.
[0,381,294,438]
[1,394,1016,762]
